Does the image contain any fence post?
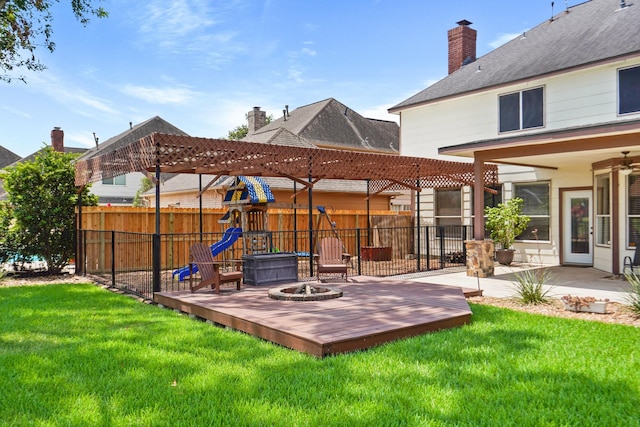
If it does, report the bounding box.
[356,228,362,276]
[111,230,116,288]
[77,229,84,276]
[439,226,445,269]
[425,226,430,271]
[462,226,468,262]
[153,234,161,293]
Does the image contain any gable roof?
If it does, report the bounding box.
[244,98,399,153]
[390,0,640,111]
[0,146,21,168]
[78,116,189,161]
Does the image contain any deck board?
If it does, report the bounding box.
[154,276,474,357]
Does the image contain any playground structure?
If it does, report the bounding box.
[173,176,276,281]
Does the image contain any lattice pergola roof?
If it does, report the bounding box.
[75,133,498,193]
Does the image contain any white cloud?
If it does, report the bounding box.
[301,47,316,56]
[130,0,245,65]
[1,105,32,119]
[359,103,400,123]
[65,131,99,149]
[29,73,119,117]
[120,84,198,105]
[489,32,523,49]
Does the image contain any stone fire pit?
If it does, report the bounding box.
[268,283,343,301]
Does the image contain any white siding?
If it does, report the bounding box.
[90,172,146,205]
[400,59,640,161]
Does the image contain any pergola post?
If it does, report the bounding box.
[153,164,161,293]
[308,172,314,278]
[198,174,203,242]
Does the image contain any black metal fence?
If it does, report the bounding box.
[79,225,471,300]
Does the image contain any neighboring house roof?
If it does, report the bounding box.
[17,146,87,165]
[390,0,640,111]
[78,116,189,161]
[146,174,397,199]
[244,98,399,153]
[0,146,21,168]
[0,146,87,200]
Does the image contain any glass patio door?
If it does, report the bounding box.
[562,190,593,265]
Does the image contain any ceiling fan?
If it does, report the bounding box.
[617,151,639,176]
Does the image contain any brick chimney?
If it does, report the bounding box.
[448,20,476,74]
[51,127,64,152]
[247,107,267,134]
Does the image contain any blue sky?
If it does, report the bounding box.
[1,0,572,157]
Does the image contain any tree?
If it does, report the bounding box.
[133,176,153,207]
[0,0,108,83]
[1,146,98,273]
[225,114,273,140]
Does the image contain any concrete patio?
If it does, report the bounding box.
[408,264,634,304]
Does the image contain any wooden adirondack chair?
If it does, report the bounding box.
[189,243,243,293]
[313,237,351,282]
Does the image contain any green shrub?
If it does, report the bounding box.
[624,272,640,315]
[512,268,553,304]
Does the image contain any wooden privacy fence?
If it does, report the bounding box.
[78,206,411,234]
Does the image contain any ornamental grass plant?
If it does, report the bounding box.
[512,267,554,304]
[1,283,639,426]
[624,271,640,315]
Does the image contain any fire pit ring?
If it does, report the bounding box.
[268,284,343,301]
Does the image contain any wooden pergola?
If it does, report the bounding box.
[75,133,498,290]
[76,133,497,192]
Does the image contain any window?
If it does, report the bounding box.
[102,175,126,185]
[436,188,462,237]
[627,174,640,247]
[514,182,550,241]
[499,87,544,132]
[619,65,640,115]
[595,174,610,246]
[435,188,461,226]
[471,185,503,216]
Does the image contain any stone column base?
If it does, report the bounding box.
[465,240,495,278]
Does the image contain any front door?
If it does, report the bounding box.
[562,190,593,265]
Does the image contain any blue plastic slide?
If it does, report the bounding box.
[173,227,242,281]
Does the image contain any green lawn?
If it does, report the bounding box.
[1,283,639,426]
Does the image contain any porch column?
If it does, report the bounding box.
[473,157,485,240]
[467,155,495,277]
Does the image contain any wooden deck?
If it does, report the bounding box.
[153,276,476,358]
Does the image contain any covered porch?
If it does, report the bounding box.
[441,118,640,275]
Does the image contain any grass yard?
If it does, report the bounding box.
[1,283,639,426]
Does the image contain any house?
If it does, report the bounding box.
[77,116,189,205]
[0,146,21,169]
[145,99,405,211]
[243,98,399,154]
[0,128,87,200]
[389,0,640,274]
